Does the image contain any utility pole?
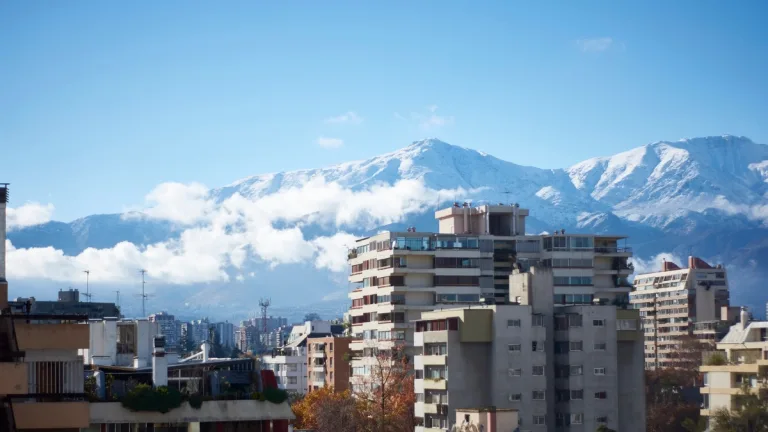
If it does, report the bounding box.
[139,269,148,318]
[83,270,91,302]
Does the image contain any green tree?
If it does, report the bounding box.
[710,383,768,431]
[303,313,322,322]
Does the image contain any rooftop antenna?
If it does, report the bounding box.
[139,269,150,317]
[114,290,121,311]
[259,298,271,334]
[82,270,92,302]
[502,189,512,205]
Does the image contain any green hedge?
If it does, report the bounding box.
[263,387,289,404]
[121,384,183,413]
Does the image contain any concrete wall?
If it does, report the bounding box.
[14,401,90,429]
[89,400,295,424]
[617,335,647,432]
[16,322,89,350]
[0,362,28,394]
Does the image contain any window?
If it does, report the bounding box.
[532,314,545,327]
[570,365,583,376]
[570,413,583,425]
[596,416,608,423]
[570,390,584,400]
[532,341,543,351]
[617,319,637,330]
[570,341,583,351]
[508,319,522,327]
[509,368,522,377]
[330,343,334,351]
[330,358,333,367]
[425,343,447,356]
[568,314,583,327]
[593,319,605,327]
[532,365,544,376]
[509,344,522,352]
[287,376,298,384]
[555,342,569,354]
[595,391,608,399]
[532,390,546,400]
[594,342,607,351]
[703,372,709,386]
[533,416,546,426]
[594,367,606,375]
[330,371,334,380]
[509,393,522,401]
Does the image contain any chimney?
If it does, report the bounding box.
[740,307,749,330]
[152,335,168,387]
[688,256,696,269]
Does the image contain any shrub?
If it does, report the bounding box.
[121,384,183,413]
[705,352,728,366]
[188,393,204,410]
[264,387,289,404]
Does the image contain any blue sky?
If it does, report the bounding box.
[2,1,767,222]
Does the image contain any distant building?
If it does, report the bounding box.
[148,311,182,351]
[214,321,235,348]
[237,324,260,353]
[182,318,211,346]
[9,288,120,320]
[261,321,345,394]
[630,256,731,369]
[306,336,354,393]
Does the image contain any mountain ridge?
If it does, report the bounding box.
[7,135,768,318]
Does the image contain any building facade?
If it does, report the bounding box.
[412,267,646,432]
[306,336,354,393]
[148,311,182,350]
[700,308,768,427]
[347,203,634,387]
[9,288,120,320]
[630,256,731,369]
[0,184,92,431]
[214,321,235,348]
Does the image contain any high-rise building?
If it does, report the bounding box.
[214,321,235,348]
[0,184,91,431]
[412,267,646,432]
[630,256,731,369]
[182,318,211,346]
[148,311,182,350]
[347,203,634,385]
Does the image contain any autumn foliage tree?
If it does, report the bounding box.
[354,344,416,432]
[291,344,416,432]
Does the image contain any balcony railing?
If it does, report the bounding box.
[595,247,632,254]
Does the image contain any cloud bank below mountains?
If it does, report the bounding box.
[6,179,470,285]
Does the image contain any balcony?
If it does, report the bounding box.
[89,399,295,425]
[595,246,633,255]
[13,399,90,429]
[311,351,326,358]
[0,363,28,394]
[14,317,89,351]
[423,378,447,390]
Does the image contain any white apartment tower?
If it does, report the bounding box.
[347,203,634,389]
[630,256,731,369]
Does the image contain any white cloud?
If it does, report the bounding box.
[7,202,55,229]
[631,252,684,276]
[6,179,472,285]
[407,105,454,130]
[324,111,362,125]
[316,137,344,149]
[576,37,614,52]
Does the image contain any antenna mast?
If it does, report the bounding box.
[259,298,271,334]
[114,290,121,310]
[82,270,91,302]
[139,269,148,318]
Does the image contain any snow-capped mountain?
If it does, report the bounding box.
[8,135,768,319]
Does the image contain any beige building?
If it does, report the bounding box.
[630,256,731,369]
[0,184,91,432]
[347,203,633,390]
[700,309,768,427]
[307,336,354,393]
[412,267,646,432]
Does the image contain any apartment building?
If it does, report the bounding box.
[0,184,91,431]
[261,321,345,394]
[413,267,646,432]
[214,321,235,348]
[699,308,768,426]
[148,311,182,350]
[307,336,354,393]
[347,203,634,387]
[630,256,731,369]
[9,288,120,319]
